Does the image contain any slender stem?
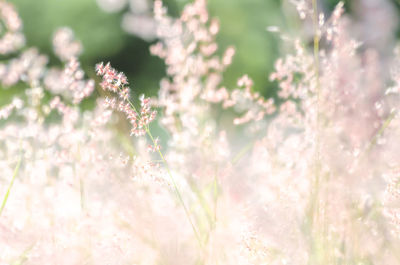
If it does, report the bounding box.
[0,154,22,216]
[121,93,203,247]
[312,0,321,172]
[79,177,85,210]
[145,125,203,247]
[213,174,218,224]
[365,110,397,154]
[310,0,323,263]
[311,0,321,194]
[75,144,85,211]
[231,141,254,165]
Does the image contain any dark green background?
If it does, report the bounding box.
[4,0,400,100]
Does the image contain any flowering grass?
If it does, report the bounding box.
[1,0,400,264]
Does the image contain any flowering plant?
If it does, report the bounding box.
[1,0,400,264]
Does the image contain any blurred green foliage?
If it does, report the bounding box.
[13,0,125,64]
[9,0,284,99]
[4,0,400,101]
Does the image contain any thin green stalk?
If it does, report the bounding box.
[188,180,214,228]
[79,177,85,210]
[213,174,218,224]
[0,154,22,216]
[145,126,203,247]
[365,110,397,154]
[312,0,321,171]
[311,0,321,188]
[121,93,203,248]
[310,0,324,263]
[231,141,254,165]
[75,144,85,211]
[11,244,34,265]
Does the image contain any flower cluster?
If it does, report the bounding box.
[0,1,25,55]
[96,62,156,136]
[0,97,23,120]
[63,58,95,104]
[52,27,83,61]
[0,48,48,87]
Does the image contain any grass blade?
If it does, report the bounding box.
[0,154,22,216]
